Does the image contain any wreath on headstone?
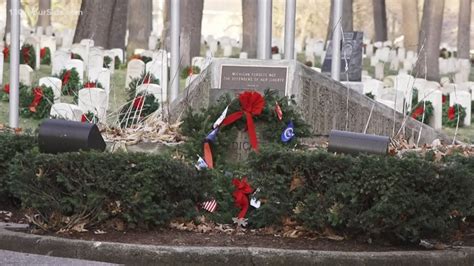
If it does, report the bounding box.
[181,65,201,79]
[180,89,311,168]
[81,111,99,124]
[411,100,434,124]
[20,44,36,69]
[130,54,152,64]
[114,56,121,69]
[40,47,51,65]
[19,85,55,119]
[73,81,105,103]
[103,56,112,69]
[442,103,466,128]
[1,83,30,102]
[127,72,160,99]
[2,46,9,61]
[118,92,160,128]
[55,68,81,96]
[71,53,83,61]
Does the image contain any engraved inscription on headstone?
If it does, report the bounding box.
[220,65,288,91]
[322,31,363,81]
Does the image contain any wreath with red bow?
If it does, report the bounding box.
[411,100,433,124]
[127,72,160,99]
[40,47,51,65]
[20,44,36,69]
[17,85,55,119]
[81,111,99,124]
[442,103,466,128]
[55,68,81,96]
[118,92,160,128]
[181,89,311,168]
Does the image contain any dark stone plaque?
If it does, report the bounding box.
[219,65,288,91]
[321,31,363,81]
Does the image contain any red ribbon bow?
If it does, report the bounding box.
[81,114,88,122]
[133,96,145,109]
[29,87,43,113]
[2,47,9,61]
[232,177,253,219]
[222,91,265,151]
[84,82,96,88]
[411,106,424,119]
[62,70,71,85]
[40,47,46,59]
[448,106,456,120]
[3,84,10,94]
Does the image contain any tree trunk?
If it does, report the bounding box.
[127,0,153,56]
[73,0,116,48]
[401,0,419,51]
[162,0,204,67]
[180,0,204,67]
[457,0,471,59]
[372,0,387,42]
[107,0,128,50]
[415,0,445,81]
[242,0,258,58]
[325,0,353,45]
[37,0,51,28]
[4,0,11,40]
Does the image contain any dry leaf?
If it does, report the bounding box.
[289,174,303,192]
[71,222,88,233]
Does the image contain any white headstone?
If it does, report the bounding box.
[394,74,415,112]
[389,57,399,71]
[66,59,84,82]
[375,62,384,80]
[110,48,124,64]
[397,47,406,61]
[125,59,145,88]
[52,50,71,75]
[370,56,378,67]
[449,91,472,126]
[71,44,87,61]
[223,45,233,57]
[40,35,57,55]
[19,64,33,85]
[148,35,158,51]
[417,88,443,129]
[50,103,83,121]
[39,77,62,103]
[272,53,282,60]
[192,56,205,70]
[87,53,104,73]
[239,52,248,59]
[145,50,168,101]
[88,68,111,96]
[78,88,108,122]
[366,44,373,57]
[363,79,384,97]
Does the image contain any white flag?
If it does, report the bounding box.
[212,106,229,129]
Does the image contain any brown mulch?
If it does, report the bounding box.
[2,204,473,252]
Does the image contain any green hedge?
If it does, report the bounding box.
[0,132,473,243]
[0,133,37,199]
[247,146,474,242]
[7,150,212,230]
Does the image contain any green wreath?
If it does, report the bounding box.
[443,103,466,128]
[1,83,30,102]
[181,65,201,79]
[180,89,311,167]
[127,72,160,99]
[103,56,112,69]
[40,47,51,65]
[55,68,81,96]
[118,92,160,128]
[19,85,54,119]
[71,53,83,61]
[114,56,121,69]
[20,44,36,69]
[81,111,99,124]
[411,100,433,124]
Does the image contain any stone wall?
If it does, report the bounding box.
[169,58,451,145]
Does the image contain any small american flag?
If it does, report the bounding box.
[275,101,283,121]
[201,199,217,213]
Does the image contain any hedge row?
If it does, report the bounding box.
[0,133,472,243]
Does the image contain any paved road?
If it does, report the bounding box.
[0,249,117,265]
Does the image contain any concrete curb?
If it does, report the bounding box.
[0,223,474,265]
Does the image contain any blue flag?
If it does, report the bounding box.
[205,127,219,143]
[281,121,295,143]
